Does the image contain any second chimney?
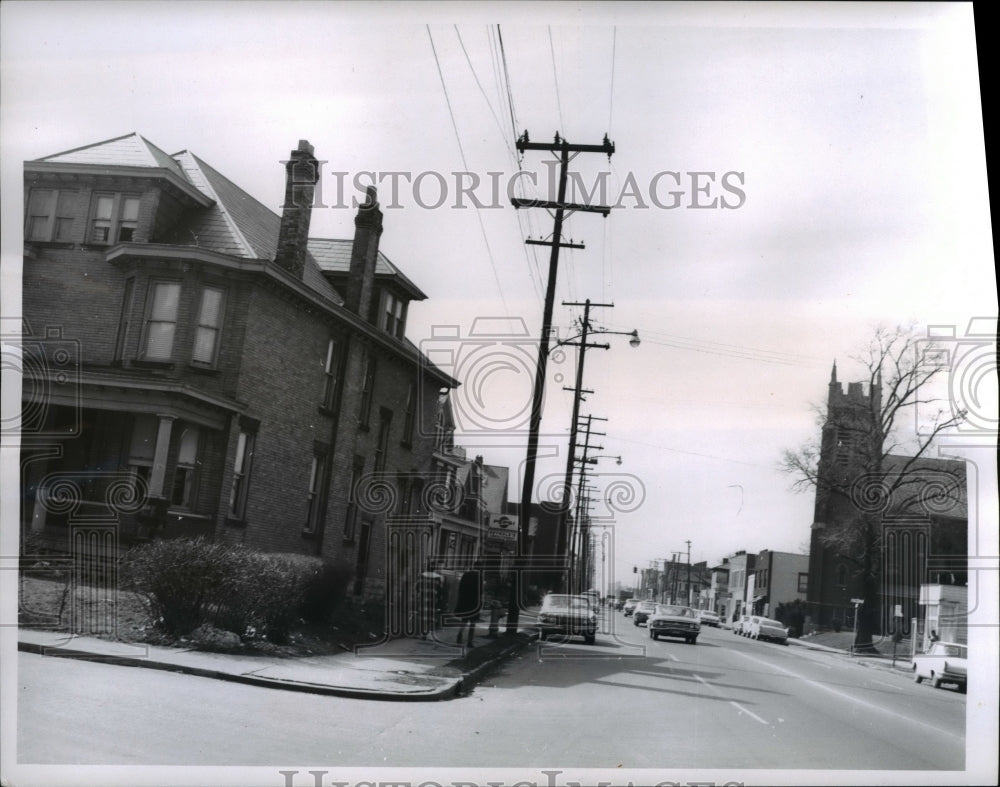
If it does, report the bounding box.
[275,140,319,279]
[345,185,383,319]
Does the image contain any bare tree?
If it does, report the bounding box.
[782,325,967,652]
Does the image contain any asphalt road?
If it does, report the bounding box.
[16,613,965,772]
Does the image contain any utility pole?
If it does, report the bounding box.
[686,540,692,607]
[556,299,612,583]
[573,414,605,592]
[506,131,615,633]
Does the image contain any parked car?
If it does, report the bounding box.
[697,610,721,627]
[648,604,701,644]
[623,598,639,617]
[632,601,658,626]
[747,616,789,644]
[536,594,597,645]
[912,642,967,691]
[733,614,751,635]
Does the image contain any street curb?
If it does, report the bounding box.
[17,638,461,701]
[448,632,534,695]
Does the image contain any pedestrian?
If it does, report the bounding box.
[454,561,482,645]
[929,629,940,643]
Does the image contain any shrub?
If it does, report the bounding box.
[121,538,323,642]
[300,562,351,624]
[120,537,234,635]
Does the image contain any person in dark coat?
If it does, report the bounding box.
[454,562,482,645]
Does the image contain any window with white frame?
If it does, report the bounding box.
[381,290,407,339]
[229,429,255,520]
[26,188,78,242]
[401,382,416,447]
[142,281,181,361]
[192,287,225,365]
[359,353,376,427]
[374,409,393,472]
[322,337,341,410]
[90,193,140,244]
[304,449,329,534]
[171,426,201,508]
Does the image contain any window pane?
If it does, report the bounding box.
[233,432,247,470]
[121,197,140,222]
[199,289,223,326]
[29,189,54,214]
[94,196,114,220]
[177,427,200,465]
[151,283,180,320]
[145,323,176,359]
[192,327,217,363]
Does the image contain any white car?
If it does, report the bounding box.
[697,610,721,627]
[648,604,701,644]
[746,616,789,644]
[912,642,967,691]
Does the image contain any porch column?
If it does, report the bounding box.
[148,415,175,498]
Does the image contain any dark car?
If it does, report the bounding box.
[632,600,657,626]
[536,594,597,644]
[648,604,701,644]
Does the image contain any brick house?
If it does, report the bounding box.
[20,133,456,602]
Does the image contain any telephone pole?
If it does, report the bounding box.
[506,132,615,632]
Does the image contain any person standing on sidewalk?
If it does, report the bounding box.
[454,562,482,645]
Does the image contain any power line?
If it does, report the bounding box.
[426,25,509,316]
[548,26,566,135]
[496,25,521,167]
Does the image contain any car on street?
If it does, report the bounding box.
[732,614,751,635]
[746,616,789,644]
[536,593,597,644]
[648,604,701,643]
[912,642,967,691]
[622,598,639,617]
[697,610,721,627]
[632,600,658,626]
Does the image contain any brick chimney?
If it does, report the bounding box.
[275,140,319,278]
[344,185,383,319]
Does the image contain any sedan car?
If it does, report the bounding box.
[648,604,701,644]
[912,642,967,691]
[536,594,597,644]
[697,610,721,627]
[747,616,789,644]
[622,598,639,617]
[632,600,658,626]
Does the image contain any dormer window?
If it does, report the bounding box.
[380,290,407,339]
[90,193,140,244]
[26,188,77,242]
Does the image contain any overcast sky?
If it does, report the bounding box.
[2,2,995,582]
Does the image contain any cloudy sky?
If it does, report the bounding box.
[2,2,995,582]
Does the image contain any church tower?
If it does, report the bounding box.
[806,362,882,627]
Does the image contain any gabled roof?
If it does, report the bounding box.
[34,132,187,178]
[28,132,212,207]
[165,151,344,306]
[309,238,427,300]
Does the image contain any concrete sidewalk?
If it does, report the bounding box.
[18,621,534,701]
[788,634,915,676]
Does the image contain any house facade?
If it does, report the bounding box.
[750,550,809,618]
[20,133,455,603]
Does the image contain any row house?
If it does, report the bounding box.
[20,133,456,602]
[750,549,809,618]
